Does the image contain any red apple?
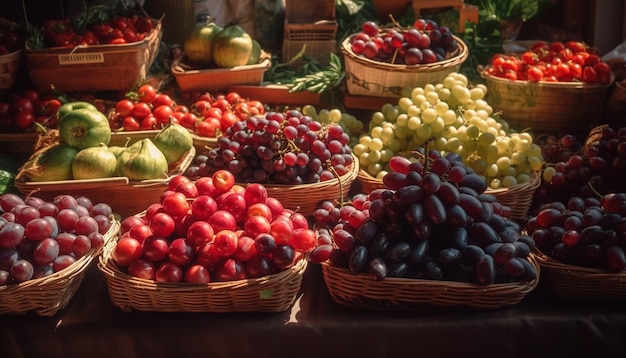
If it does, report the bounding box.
[244,215,271,238]
[195,176,218,197]
[246,203,273,221]
[270,216,294,245]
[148,212,176,238]
[176,180,199,198]
[233,235,256,262]
[195,243,223,269]
[219,192,247,223]
[128,223,153,244]
[162,192,190,218]
[289,228,317,253]
[144,203,165,223]
[113,237,143,266]
[168,174,191,191]
[214,258,246,281]
[265,197,284,218]
[155,261,183,282]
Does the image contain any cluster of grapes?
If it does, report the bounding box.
[0,193,112,285]
[528,193,626,272]
[535,125,626,207]
[310,149,538,285]
[184,109,354,185]
[350,19,459,65]
[353,72,544,190]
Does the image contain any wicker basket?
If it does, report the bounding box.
[534,249,626,301]
[320,253,540,310]
[0,49,23,90]
[0,218,120,316]
[25,20,162,93]
[341,34,468,98]
[14,148,195,218]
[356,169,540,220]
[191,133,219,153]
[253,156,359,216]
[98,236,308,312]
[482,71,613,133]
[171,57,272,93]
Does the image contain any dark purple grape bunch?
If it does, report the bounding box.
[311,148,537,285]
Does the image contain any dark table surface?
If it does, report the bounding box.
[2,261,626,358]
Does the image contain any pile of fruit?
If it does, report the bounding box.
[0,19,24,54]
[0,192,114,285]
[18,101,193,182]
[483,40,612,84]
[535,125,626,207]
[348,19,460,65]
[112,171,317,283]
[309,149,537,285]
[184,108,354,185]
[353,72,544,190]
[0,88,64,133]
[35,14,155,48]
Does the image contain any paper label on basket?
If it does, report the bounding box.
[259,289,274,299]
[58,53,105,65]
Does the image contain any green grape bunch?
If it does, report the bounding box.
[352,72,545,189]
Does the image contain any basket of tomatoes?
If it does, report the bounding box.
[0,17,25,90]
[481,40,613,134]
[24,7,162,93]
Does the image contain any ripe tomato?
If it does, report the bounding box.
[137,84,157,103]
[520,51,537,66]
[225,91,242,105]
[220,112,239,131]
[180,112,199,129]
[549,41,565,52]
[140,114,157,130]
[526,66,544,82]
[12,98,34,114]
[132,102,152,119]
[122,116,140,131]
[115,99,135,117]
[44,98,63,116]
[565,41,587,53]
[195,118,220,137]
[569,63,582,80]
[582,66,598,83]
[212,97,231,112]
[152,93,175,108]
[153,105,174,125]
[247,100,264,116]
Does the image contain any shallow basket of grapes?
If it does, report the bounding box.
[0,216,120,316]
[14,147,196,218]
[481,71,613,133]
[356,169,541,221]
[320,254,540,311]
[98,230,308,313]
[341,29,468,98]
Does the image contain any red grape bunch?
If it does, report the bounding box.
[0,193,113,285]
[528,192,626,272]
[185,109,354,185]
[349,18,460,65]
[536,125,626,207]
[310,148,537,285]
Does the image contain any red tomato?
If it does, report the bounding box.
[520,51,537,66]
[549,41,566,53]
[554,62,571,81]
[122,116,140,131]
[247,100,265,116]
[44,99,63,116]
[153,105,174,125]
[569,63,582,80]
[220,112,239,131]
[526,66,544,82]
[180,112,199,129]
[152,93,175,108]
[225,91,242,105]
[593,62,611,76]
[137,84,157,103]
[582,66,598,83]
[21,89,40,103]
[212,97,231,112]
[115,99,135,118]
[14,111,35,130]
[140,114,157,130]
[12,98,34,114]
[565,41,587,53]
[195,118,221,137]
[132,102,152,119]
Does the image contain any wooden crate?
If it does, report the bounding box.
[171,58,271,93]
[282,20,337,65]
[285,0,336,23]
[0,49,23,90]
[24,20,162,93]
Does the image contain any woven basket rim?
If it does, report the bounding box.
[534,248,626,278]
[341,33,468,73]
[14,147,195,193]
[321,254,540,290]
[481,69,615,89]
[171,57,272,76]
